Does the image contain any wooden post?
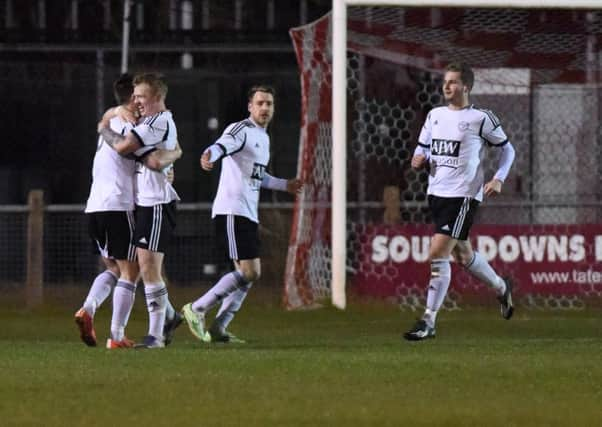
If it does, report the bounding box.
[26,190,44,308]
[382,186,401,224]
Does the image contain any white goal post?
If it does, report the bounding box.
[330,0,602,309]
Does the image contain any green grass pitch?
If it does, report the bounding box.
[1,287,602,426]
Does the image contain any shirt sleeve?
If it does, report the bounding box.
[493,141,515,182]
[261,172,288,191]
[415,112,432,159]
[479,110,508,146]
[417,112,432,148]
[205,122,248,162]
[131,113,172,158]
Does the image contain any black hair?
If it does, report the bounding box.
[113,73,134,105]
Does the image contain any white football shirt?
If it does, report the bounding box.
[418,105,509,201]
[208,118,270,223]
[85,116,136,212]
[131,111,180,206]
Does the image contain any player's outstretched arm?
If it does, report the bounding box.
[144,142,183,171]
[262,173,302,194]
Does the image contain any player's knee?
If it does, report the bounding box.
[106,264,120,277]
[102,258,120,277]
[237,265,260,283]
[452,247,473,266]
[240,269,260,283]
[139,262,162,283]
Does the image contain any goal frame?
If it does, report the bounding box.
[331,0,601,309]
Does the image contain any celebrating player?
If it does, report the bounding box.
[76,73,182,348]
[75,74,138,347]
[97,72,182,349]
[182,84,303,343]
[403,62,516,341]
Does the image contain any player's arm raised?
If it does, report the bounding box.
[97,120,141,155]
[200,123,245,172]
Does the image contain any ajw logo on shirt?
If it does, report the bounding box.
[250,163,266,190]
[431,139,461,157]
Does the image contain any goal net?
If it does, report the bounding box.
[284,4,602,310]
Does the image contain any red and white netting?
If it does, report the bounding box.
[284,7,602,310]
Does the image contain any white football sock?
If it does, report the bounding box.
[465,252,506,295]
[83,270,118,316]
[424,259,451,327]
[144,282,168,340]
[165,299,176,322]
[192,271,247,313]
[212,282,253,333]
[110,280,136,341]
[423,308,438,326]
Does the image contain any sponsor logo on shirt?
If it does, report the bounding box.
[251,163,265,180]
[431,139,461,157]
[251,163,266,190]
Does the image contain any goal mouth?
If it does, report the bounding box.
[285,4,602,310]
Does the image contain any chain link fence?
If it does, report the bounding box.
[0,200,294,302]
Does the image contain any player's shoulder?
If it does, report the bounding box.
[225,119,255,136]
[109,116,133,134]
[140,111,172,126]
[471,105,501,124]
[430,105,448,113]
[428,105,448,115]
[427,105,455,120]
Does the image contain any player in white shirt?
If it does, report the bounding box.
[182,85,303,343]
[76,74,182,348]
[98,73,182,349]
[403,62,516,341]
[74,74,137,347]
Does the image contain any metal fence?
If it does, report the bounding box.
[0,201,294,292]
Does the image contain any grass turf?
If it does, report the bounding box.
[1,288,602,426]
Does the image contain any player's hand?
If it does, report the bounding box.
[286,178,304,195]
[97,120,106,133]
[484,178,503,197]
[411,154,427,170]
[115,105,138,124]
[200,151,213,171]
[173,142,183,161]
[166,168,175,184]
